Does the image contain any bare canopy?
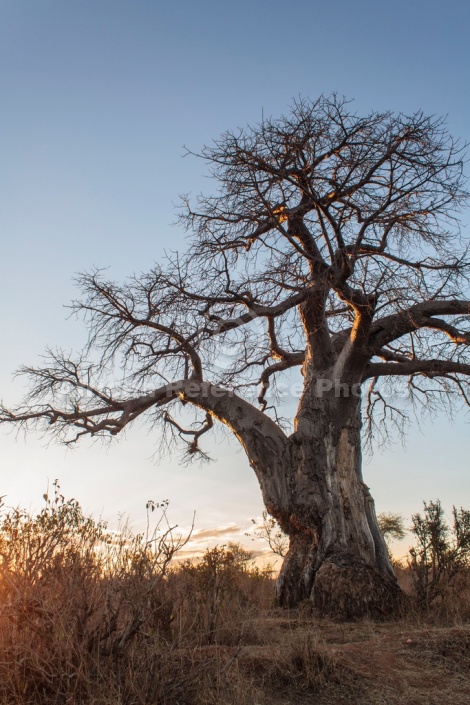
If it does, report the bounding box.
[2,96,469,616]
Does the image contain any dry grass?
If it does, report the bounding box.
[1,490,470,704]
[0,488,280,705]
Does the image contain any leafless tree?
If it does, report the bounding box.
[2,96,469,617]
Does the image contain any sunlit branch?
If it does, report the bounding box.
[364,359,470,379]
[369,301,470,351]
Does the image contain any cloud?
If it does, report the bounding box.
[190,524,243,541]
[163,519,284,571]
[176,545,269,558]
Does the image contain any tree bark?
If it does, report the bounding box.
[170,378,402,619]
[258,381,400,619]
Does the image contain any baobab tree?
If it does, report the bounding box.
[2,96,469,617]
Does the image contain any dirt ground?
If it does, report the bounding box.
[224,613,470,705]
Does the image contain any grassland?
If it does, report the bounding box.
[1,489,470,704]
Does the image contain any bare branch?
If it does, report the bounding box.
[364,359,470,379]
[369,300,470,350]
[2,95,469,459]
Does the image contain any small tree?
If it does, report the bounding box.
[378,512,407,544]
[409,500,470,609]
[1,96,470,617]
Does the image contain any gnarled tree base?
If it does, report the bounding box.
[275,543,402,620]
[312,559,402,619]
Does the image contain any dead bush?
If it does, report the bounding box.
[0,485,276,704]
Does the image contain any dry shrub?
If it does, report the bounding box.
[411,569,470,625]
[408,501,470,609]
[170,544,274,646]
[392,558,470,625]
[0,485,276,704]
[387,500,470,624]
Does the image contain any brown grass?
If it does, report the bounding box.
[1,490,470,704]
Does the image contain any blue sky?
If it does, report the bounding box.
[0,0,469,554]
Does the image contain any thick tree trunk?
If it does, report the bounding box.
[193,379,401,619]
[258,383,401,619]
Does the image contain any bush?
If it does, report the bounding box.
[0,484,276,704]
[171,543,274,646]
[408,500,470,612]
